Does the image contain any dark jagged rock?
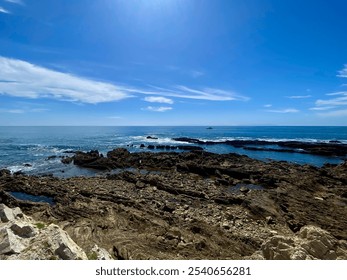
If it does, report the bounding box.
[146,136,158,140]
[0,169,11,177]
[107,148,130,160]
[172,137,347,157]
[61,157,73,164]
[154,145,203,151]
[73,150,101,166]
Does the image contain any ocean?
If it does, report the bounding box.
[0,126,346,177]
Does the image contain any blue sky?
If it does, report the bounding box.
[0,0,347,125]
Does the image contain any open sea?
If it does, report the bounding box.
[0,126,346,177]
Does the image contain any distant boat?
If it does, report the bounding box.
[206,127,213,129]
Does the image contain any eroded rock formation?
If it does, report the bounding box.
[0,149,346,260]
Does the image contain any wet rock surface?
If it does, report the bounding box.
[173,137,347,158]
[0,149,346,259]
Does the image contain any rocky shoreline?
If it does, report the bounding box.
[1,148,347,260]
[172,137,347,158]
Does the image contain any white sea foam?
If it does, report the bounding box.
[8,164,34,173]
[194,137,347,144]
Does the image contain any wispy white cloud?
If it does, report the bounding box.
[318,109,347,117]
[0,107,49,114]
[0,56,248,105]
[315,92,347,106]
[264,104,272,108]
[266,108,299,113]
[171,86,248,101]
[30,108,49,112]
[0,109,25,114]
[124,85,248,102]
[144,96,173,104]
[4,0,23,5]
[190,70,204,78]
[166,66,205,78]
[0,6,10,13]
[326,91,347,96]
[142,106,173,112]
[286,95,312,99]
[309,106,336,111]
[312,91,347,116]
[0,56,131,104]
[337,64,347,78]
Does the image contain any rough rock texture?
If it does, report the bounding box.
[172,137,347,157]
[1,149,347,260]
[250,225,347,260]
[0,204,111,260]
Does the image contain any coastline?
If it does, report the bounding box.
[1,148,347,260]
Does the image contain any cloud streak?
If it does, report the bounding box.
[0,6,10,13]
[318,109,347,117]
[266,108,299,113]
[0,56,132,104]
[0,107,47,114]
[138,85,249,102]
[142,106,173,112]
[144,96,173,104]
[5,0,24,5]
[315,92,347,106]
[337,64,347,78]
[190,70,204,78]
[286,95,312,99]
[309,106,335,111]
[0,56,249,105]
[312,91,347,117]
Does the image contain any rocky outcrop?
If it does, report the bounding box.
[1,150,347,259]
[172,137,347,157]
[252,225,347,260]
[0,204,111,260]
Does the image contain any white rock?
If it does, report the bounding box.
[259,225,345,260]
[45,224,87,260]
[91,244,113,260]
[0,204,88,260]
[0,227,25,255]
[0,204,15,222]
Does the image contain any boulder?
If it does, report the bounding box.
[90,244,113,260]
[0,204,88,260]
[73,150,101,166]
[0,204,15,222]
[107,148,130,160]
[10,223,37,238]
[0,169,11,177]
[259,225,347,260]
[46,224,87,260]
[0,228,26,255]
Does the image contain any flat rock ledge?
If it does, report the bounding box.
[0,204,111,260]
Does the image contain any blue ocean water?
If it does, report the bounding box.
[0,126,346,177]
